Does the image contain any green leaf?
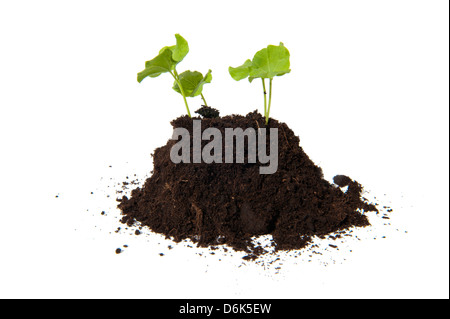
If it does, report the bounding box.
[248,75,257,83]
[137,48,175,83]
[249,42,291,79]
[228,59,252,81]
[173,70,212,97]
[191,69,212,96]
[172,34,189,62]
[157,34,189,67]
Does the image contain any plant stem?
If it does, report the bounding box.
[266,78,273,125]
[262,78,267,123]
[200,93,208,107]
[171,70,191,118]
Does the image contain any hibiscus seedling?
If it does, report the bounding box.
[137,34,212,117]
[229,43,290,124]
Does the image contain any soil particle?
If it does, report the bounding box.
[333,175,352,187]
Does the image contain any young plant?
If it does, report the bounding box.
[137,34,212,117]
[228,43,290,124]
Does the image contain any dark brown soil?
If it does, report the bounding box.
[195,105,220,118]
[118,111,377,258]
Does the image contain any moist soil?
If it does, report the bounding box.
[118,110,377,259]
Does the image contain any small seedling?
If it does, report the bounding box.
[229,43,290,124]
[137,34,212,117]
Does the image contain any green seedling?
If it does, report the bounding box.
[229,43,290,124]
[137,34,212,117]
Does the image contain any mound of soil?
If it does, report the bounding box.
[118,111,377,258]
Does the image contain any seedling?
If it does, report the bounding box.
[229,43,290,124]
[137,34,212,117]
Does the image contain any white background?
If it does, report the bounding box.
[0,0,448,299]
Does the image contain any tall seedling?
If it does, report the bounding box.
[137,34,212,117]
[229,43,290,124]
